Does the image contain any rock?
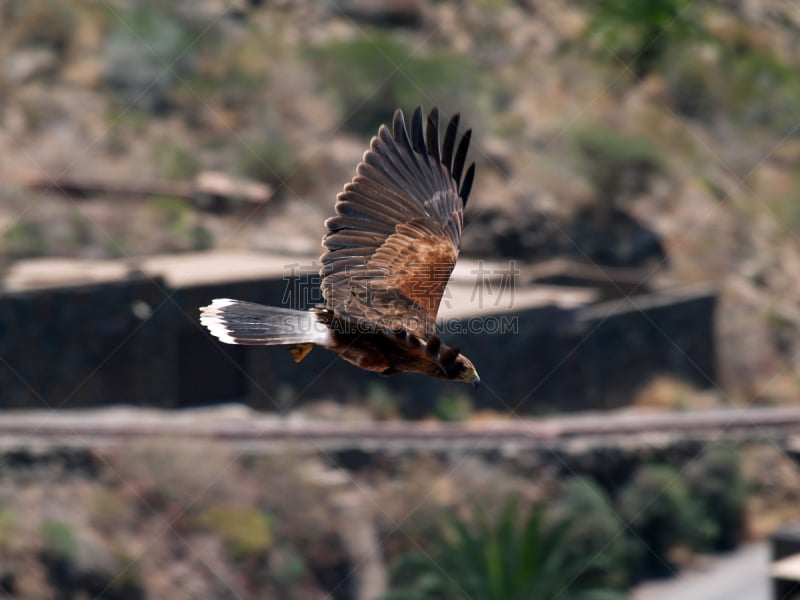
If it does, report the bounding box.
[193,170,273,210]
[62,56,103,87]
[462,201,666,269]
[482,137,515,178]
[5,49,58,83]
[568,206,668,268]
[334,0,427,28]
[461,205,563,260]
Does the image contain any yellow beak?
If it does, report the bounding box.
[470,370,480,389]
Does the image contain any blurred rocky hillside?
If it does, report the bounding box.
[2,0,800,402]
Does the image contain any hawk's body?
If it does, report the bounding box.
[201,107,479,386]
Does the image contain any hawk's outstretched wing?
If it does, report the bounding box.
[320,106,475,340]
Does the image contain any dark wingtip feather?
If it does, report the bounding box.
[441,113,460,173]
[452,128,472,186]
[460,162,475,206]
[411,106,427,158]
[426,107,441,164]
[393,109,411,151]
[388,106,474,207]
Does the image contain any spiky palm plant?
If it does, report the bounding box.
[384,498,627,600]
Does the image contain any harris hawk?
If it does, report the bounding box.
[200,106,479,387]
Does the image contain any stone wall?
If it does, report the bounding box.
[0,271,716,414]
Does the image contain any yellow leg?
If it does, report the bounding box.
[288,343,314,363]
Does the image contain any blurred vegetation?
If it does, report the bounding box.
[154,143,202,180]
[41,519,78,562]
[150,196,214,251]
[0,437,773,598]
[572,125,666,208]
[552,477,632,588]
[682,445,748,551]
[618,464,712,579]
[3,220,47,258]
[238,131,301,192]
[196,505,273,560]
[387,497,628,600]
[0,508,16,553]
[113,439,243,514]
[432,390,474,421]
[723,50,800,133]
[104,7,196,113]
[1,0,799,594]
[88,489,131,535]
[364,381,401,420]
[586,0,706,77]
[305,32,477,135]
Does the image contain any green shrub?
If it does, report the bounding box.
[187,223,214,251]
[618,464,711,579]
[664,43,800,132]
[365,381,400,420]
[0,508,15,553]
[586,0,705,77]
[305,32,476,135]
[41,520,78,562]
[386,497,628,600]
[88,490,131,535]
[113,439,241,514]
[196,505,273,560]
[105,550,143,596]
[433,391,473,422]
[104,8,194,113]
[238,133,299,192]
[662,46,722,120]
[148,196,213,250]
[572,125,666,207]
[151,196,191,232]
[3,220,46,258]
[155,144,202,180]
[68,210,93,249]
[723,51,800,134]
[683,445,748,551]
[552,477,632,588]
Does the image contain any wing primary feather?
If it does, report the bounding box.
[372,129,433,204]
[392,109,412,153]
[319,107,472,339]
[426,107,450,190]
[337,195,408,225]
[392,108,428,191]
[452,128,472,186]
[368,127,434,200]
[460,162,476,206]
[426,107,441,165]
[441,113,460,173]
[411,106,427,160]
[425,335,441,356]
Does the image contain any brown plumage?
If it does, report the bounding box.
[200,106,480,387]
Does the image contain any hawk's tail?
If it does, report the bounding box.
[200,299,331,347]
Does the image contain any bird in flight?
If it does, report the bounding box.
[200,106,479,387]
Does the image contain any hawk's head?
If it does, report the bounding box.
[452,354,480,388]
